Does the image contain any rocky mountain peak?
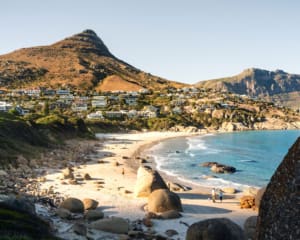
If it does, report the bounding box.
[52,29,114,57]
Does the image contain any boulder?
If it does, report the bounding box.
[160,210,182,219]
[257,138,300,240]
[55,208,71,219]
[82,198,98,210]
[134,166,168,197]
[59,198,84,213]
[243,187,259,196]
[201,162,218,167]
[240,195,255,209]
[211,163,236,174]
[167,182,190,192]
[222,187,237,194]
[0,170,8,176]
[254,186,266,210]
[62,168,74,179]
[244,216,257,240]
[148,189,182,213]
[84,173,92,180]
[90,217,129,234]
[186,218,245,240]
[85,209,104,221]
[73,223,87,236]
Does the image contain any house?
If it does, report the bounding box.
[171,99,186,106]
[43,89,56,96]
[172,106,183,114]
[124,96,138,106]
[91,96,107,108]
[127,110,138,118]
[72,103,88,112]
[0,101,12,112]
[56,89,71,95]
[139,88,150,94]
[15,106,30,115]
[24,89,41,97]
[143,105,159,113]
[87,111,104,119]
[138,110,157,118]
[105,111,124,119]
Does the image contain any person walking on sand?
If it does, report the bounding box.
[219,189,223,203]
[211,188,216,203]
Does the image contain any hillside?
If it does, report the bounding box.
[0,29,185,91]
[195,68,300,109]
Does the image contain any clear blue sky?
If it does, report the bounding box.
[1,0,300,84]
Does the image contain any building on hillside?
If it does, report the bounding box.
[124,96,138,106]
[0,101,13,112]
[15,106,30,115]
[87,111,104,119]
[24,89,41,97]
[138,110,157,118]
[91,96,107,108]
[171,99,186,106]
[127,110,138,118]
[56,89,71,95]
[72,103,88,112]
[172,106,183,114]
[104,111,124,119]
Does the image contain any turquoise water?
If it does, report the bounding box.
[147,130,300,190]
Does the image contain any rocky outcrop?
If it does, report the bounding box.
[85,209,104,221]
[90,217,129,234]
[256,137,300,240]
[244,216,257,240]
[59,197,84,213]
[240,196,255,209]
[134,166,168,197]
[186,218,245,240]
[201,162,236,174]
[82,198,98,210]
[254,186,266,210]
[211,163,236,174]
[147,189,182,213]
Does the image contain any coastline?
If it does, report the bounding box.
[37,131,257,239]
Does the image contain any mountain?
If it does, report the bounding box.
[0,30,184,91]
[195,68,300,109]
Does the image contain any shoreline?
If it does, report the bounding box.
[37,131,257,239]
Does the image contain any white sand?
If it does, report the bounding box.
[40,131,257,239]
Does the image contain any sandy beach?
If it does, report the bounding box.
[39,131,257,239]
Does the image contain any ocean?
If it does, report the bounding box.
[146,130,300,190]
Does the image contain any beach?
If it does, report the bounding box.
[39,131,257,239]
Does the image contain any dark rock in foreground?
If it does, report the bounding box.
[186,218,245,240]
[0,198,58,239]
[256,137,300,240]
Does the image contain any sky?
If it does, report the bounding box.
[1,0,300,84]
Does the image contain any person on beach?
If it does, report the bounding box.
[211,188,216,203]
[219,189,223,203]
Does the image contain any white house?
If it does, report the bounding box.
[105,111,124,119]
[172,106,183,114]
[0,101,12,112]
[91,96,107,108]
[72,103,88,112]
[56,89,71,95]
[87,111,104,119]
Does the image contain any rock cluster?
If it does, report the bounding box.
[201,161,236,174]
[240,195,255,209]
